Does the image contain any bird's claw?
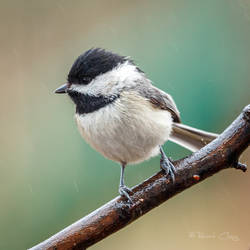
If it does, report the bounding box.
[119,185,133,203]
[160,156,176,183]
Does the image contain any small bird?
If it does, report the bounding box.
[55,48,218,202]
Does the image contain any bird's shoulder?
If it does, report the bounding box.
[126,80,181,123]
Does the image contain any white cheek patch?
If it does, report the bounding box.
[69,61,144,96]
[69,84,89,94]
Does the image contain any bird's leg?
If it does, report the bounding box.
[159,146,176,182]
[119,163,133,203]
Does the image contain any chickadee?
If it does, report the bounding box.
[55,48,218,202]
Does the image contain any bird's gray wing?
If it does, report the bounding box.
[132,82,218,152]
[134,84,181,123]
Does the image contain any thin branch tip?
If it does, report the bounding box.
[234,161,247,172]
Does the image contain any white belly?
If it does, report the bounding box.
[75,91,172,165]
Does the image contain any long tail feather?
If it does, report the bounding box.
[169,123,218,152]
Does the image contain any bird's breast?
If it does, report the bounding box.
[75,91,173,164]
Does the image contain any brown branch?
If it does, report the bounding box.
[30,105,250,250]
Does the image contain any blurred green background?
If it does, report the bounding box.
[0,0,250,249]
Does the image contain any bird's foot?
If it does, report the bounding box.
[160,155,176,182]
[119,185,133,203]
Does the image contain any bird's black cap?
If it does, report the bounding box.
[67,48,128,85]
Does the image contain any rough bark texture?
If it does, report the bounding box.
[30,105,250,250]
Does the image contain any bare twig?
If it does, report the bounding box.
[30,105,250,250]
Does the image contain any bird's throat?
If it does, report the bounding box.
[68,91,119,114]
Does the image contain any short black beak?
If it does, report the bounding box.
[54,84,68,94]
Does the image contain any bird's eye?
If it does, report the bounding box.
[81,76,92,84]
